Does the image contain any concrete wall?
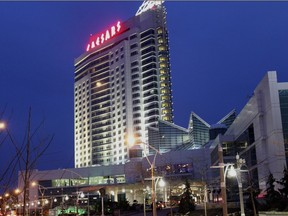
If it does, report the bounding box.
[224,71,287,191]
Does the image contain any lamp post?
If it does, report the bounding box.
[158,178,166,202]
[10,191,21,216]
[217,144,228,216]
[143,187,147,216]
[143,143,161,216]
[38,185,47,216]
[127,136,160,216]
[211,161,234,215]
[227,154,246,216]
[169,182,173,216]
[235,153,246,216]
[212,155,247,216]
[203,183,207,216]
[31,182,51,216]
[80,191,90,216]
[59,168,86,215]
[222,163,235,216]
[61,194,69,214]
[38,184,47,215]
[151,160,157,216]
[87,193,90,216]
[99,187,105,216]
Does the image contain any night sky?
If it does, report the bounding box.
[1,1,288,171]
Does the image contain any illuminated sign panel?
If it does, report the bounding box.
[86,21,122,52]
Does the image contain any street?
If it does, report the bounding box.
[123,207,178,216]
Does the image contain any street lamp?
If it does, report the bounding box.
[39,185,46,215]
[0,121,6,130]
[211,161,234,216]
[225,154,246,216]
[235,154,246,216]
[155,178,165,202]
[143,187,148,216]
[223,163,235,216]
[31,182,51,216]
[127,136,160,216]
[158,178,165,187]
[58,194,69,214]
[142,143,161,216]
[212,155,246,216]
[79,192,90,216]
[0,120,6,154]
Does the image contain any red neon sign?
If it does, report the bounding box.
[86,21,122,52]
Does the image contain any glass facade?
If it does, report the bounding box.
[142,163,194,179]
[279,89,288,165]
[148,120,190,154]
[48,175,126,188]
[222,124,255,158]
[189,113,210,147]
[148,110,237,154]
[221,124,258,188]
[217,109,236,128]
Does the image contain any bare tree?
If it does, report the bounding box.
[0,107,53,215]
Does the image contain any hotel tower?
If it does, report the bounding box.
[74,1,173,168]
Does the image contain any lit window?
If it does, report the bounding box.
[161,96,168,100]
[159,46,166,51]
[162,103,169,108]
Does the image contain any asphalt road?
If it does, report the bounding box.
[125,207,177,216]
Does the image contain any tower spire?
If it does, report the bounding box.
[135,0,164,16]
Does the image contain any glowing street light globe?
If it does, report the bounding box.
[159,179,165,187]
[228,166,237,177]
[0,122,6,130]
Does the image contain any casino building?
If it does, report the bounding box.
[15,0,288,211]
[74,1,173,168]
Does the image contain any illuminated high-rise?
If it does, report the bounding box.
[74,1,173,167]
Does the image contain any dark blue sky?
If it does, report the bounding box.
[1,1,288,171]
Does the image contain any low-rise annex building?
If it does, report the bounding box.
[210,71,288,193]
[18,149,213,214]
